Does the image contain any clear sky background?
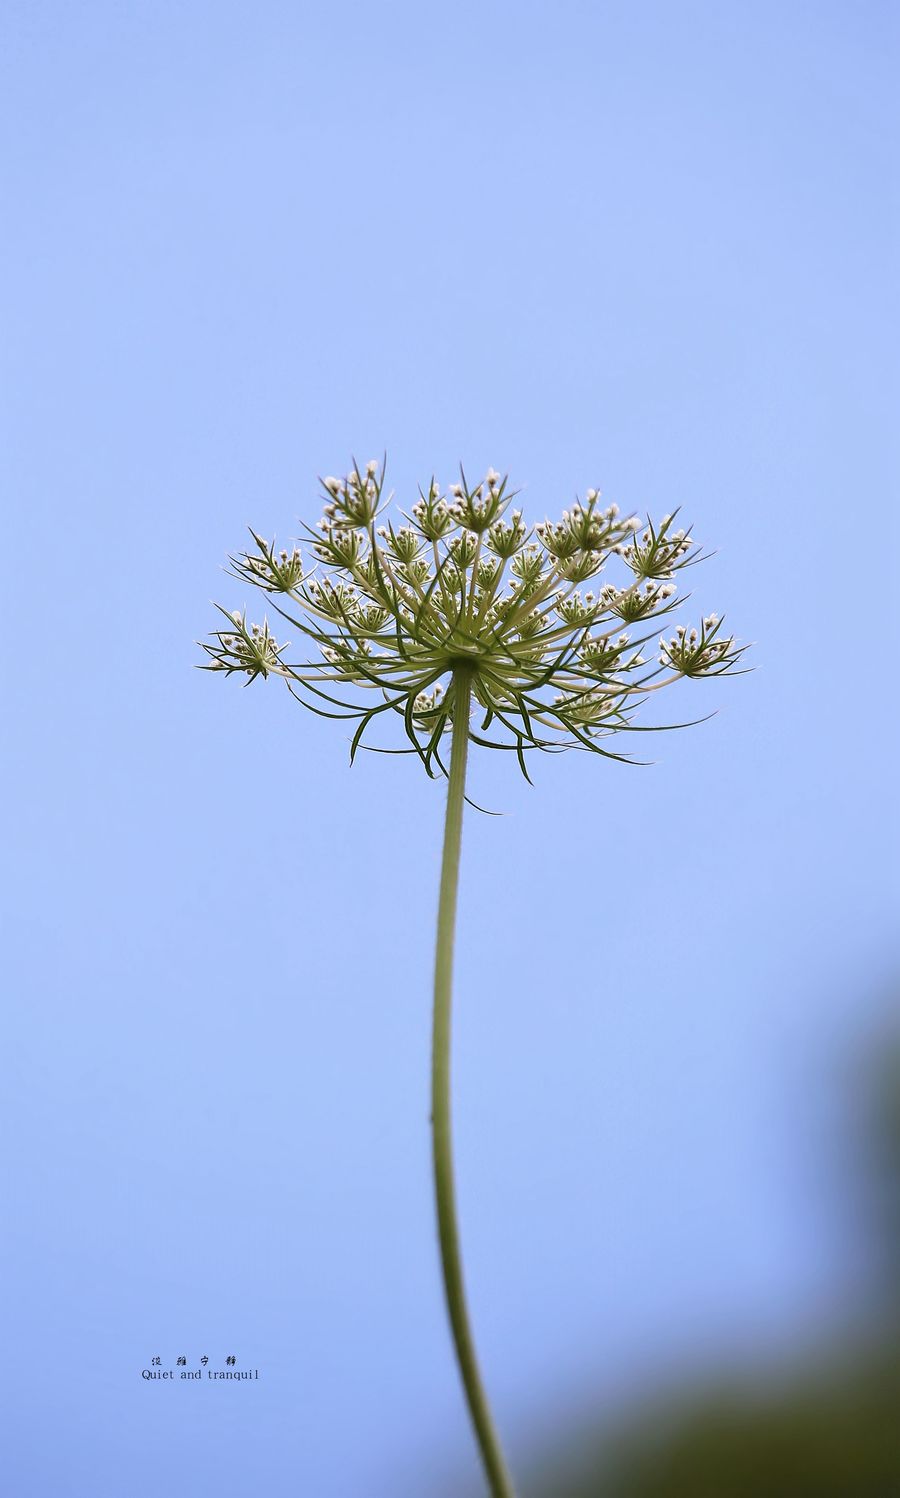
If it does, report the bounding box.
[2,3,897,1495]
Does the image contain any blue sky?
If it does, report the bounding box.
[2,3,897,1495]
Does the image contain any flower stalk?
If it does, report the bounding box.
[432,665,516,1497]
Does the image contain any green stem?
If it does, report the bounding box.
[431,666,516,1498]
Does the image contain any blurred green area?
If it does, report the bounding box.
[516,1021,900,1497]
[534,1353,900,1496]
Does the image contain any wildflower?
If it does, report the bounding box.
[199,457,748,1498]
[201,460,747,778]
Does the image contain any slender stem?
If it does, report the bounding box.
[431,666,516,1498]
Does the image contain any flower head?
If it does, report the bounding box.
[200,460,748,778]
[204,610,289,682]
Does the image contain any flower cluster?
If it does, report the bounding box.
[201,460,747,778]
[210,610,290,682]
[658,614,740,676]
